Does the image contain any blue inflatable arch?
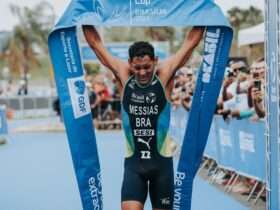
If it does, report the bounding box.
[48,1,233,210]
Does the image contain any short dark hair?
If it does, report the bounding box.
[129,41,155,60]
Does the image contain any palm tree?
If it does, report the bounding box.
[227,6,264,56]
[227,6,264,38]
[244,6,264,28]
[4,1,55,94]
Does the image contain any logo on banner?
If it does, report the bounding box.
[219,128,232,147]
[239,131,255,153]
[74,80,86,95]
[173,171,186,209]
[202,29,221,83]
[94,0,105,18]
[135,0,151,6]
[88,172,103,210]
[131,0,167,23]
[68,76,91,119]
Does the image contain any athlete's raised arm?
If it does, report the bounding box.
[82,25,129,86]
[158,27,204,87]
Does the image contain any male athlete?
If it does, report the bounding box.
[83,25,204,210]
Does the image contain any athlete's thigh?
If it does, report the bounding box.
[121,168,148,205]
[153,208,170,210]
[149,165,174,210]
[121,200,144,210]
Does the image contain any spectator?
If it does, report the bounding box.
[111,78,121,120]
[171,71,184,109]
[52,97,61,118]
[17,78,28,95]
[248,58,266,119]
[86,81,100,119]
[181,67,195,111]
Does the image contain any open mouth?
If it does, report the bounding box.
[139,79,149,84]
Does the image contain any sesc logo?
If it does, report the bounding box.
[68,76,91,119]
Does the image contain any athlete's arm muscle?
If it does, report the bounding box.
[83,25,129,86]
[158,27,204,87]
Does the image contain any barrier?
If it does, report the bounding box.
[170,107,266,182]
[0,96,57,118]
[0,106,8,136]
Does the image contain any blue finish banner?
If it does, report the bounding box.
[54,0,230,28]
[174,27,232,210]
[48,1,233,210]
[0,106,8,135]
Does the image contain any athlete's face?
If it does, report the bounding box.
[129,55,158,85]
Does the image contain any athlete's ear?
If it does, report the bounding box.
[154,56,159,65]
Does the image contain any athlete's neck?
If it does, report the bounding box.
[135,72,156,88]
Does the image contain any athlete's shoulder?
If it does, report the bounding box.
[154,69,166,86]
[115,62,130,86]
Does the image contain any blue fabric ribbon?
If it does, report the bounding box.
[48,1,232,210]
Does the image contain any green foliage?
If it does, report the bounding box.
[227,6,264,34]
[2,1,55,84]
[29,55,51,80]
[227,6,264,57]
[84,62,101,75]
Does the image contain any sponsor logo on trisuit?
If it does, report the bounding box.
[161,197,171,205]
[145,92,156,104]
[137,137,152,150]
[131,93,145,103]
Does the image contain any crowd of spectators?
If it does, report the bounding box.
[171,57,266,121]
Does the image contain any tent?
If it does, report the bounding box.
[238,22,264,46]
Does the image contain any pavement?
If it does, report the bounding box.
[0,117,250,210]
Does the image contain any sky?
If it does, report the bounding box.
[0,0,264,31]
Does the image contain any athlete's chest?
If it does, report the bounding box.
[122,78,166,115]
